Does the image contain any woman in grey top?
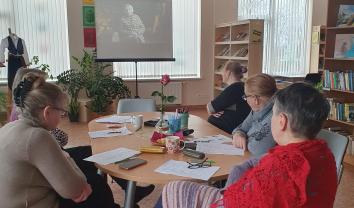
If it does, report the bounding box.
[232,73,278,156]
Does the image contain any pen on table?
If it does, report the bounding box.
[194,140,211,143]
[114,157,136,164]
[108,131,121,134]
[188,159,215,163]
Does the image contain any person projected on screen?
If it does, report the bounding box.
[120,4,145,43]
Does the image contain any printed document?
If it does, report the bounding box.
[155,160,220,181]
[88,126,132,138]
[84,147,140,165]
[196,143,244,155]
[95,115,132,123]
[188,134,233,143]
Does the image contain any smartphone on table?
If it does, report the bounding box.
[119,158,147,170]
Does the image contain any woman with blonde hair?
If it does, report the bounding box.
[207,61,251,134]
[0,70,119,207]
[232,73,278,156]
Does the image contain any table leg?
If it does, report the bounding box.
[97,169,107,181]
[124,180,136,208]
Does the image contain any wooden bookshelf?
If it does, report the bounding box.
[322,0,354,166]
[309,25,326,73]
[213,19,263,98]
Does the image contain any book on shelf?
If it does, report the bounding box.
[217,46,230,56]
[233,32,249,41]
[218,82,228,88]
[337,5,354,27]
[232,48,248,57]
[318,60,323,69]
[320,45,325,55]
[334,34,354,58]
[216,32,230,42]
[215,78,223,87]
[215,62,227,72]
[320,33,326,41]
[347,103,354,122]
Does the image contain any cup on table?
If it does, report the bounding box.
[180,113,189,129]
[131,115,143,130]
[165,136,184,154]
[169,118,181,134]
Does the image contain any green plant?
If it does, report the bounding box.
[151,75,177,114]
[28,56,53,79]
[72,50,131,115]
[57,69,85,115]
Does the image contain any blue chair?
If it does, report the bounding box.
[117,99,156,114]
[316,129,349,184]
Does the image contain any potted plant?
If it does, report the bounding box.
[72,50,131,117]
[57,69,85,122]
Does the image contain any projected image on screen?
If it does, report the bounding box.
[95,0,173,60]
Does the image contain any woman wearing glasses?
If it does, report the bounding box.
[158,82,337,208]
[232,73,278,156]
[207,61,251,134]
[0,70,119,207]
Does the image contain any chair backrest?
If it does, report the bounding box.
[316,129,348,179]
[117,99,156,114]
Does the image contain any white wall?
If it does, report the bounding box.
[214,0,238,24]
[312,0,328,26]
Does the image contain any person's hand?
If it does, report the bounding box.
[206,105,211,116]
[232,133,247,151]
[212,111,224,118]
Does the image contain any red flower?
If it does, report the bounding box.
[160,75,171,86]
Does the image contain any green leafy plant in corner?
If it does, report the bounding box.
[57,69,85,115]
[72,50,131,115]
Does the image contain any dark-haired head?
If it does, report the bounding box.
[273,82,329,140]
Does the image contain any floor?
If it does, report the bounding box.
[58,107,354,208]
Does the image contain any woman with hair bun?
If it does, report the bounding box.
[207,61,251,134]
[0,70,119,208]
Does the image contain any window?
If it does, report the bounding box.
[238,0,312,77]
[0,0,70,80]
[114,0,201,80]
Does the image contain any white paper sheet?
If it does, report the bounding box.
[88,126,132,139]
[196,143,244,155]
[83,147,141,165]
[95,115,132,123]
[154,160,220,181]
[188,134,233,143]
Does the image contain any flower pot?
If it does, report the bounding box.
[91,112,106,120]
[68,114,79,123]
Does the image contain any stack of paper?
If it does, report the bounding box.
[154,160,220,181]
[88,126,132,138]
[84,147,140,165]
[188,135,233,143]
[95,116,132,123]
[196,143,244,155]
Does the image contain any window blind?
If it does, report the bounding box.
[238,0,312,77]
[0,0,70,80]
[114,0,201,79]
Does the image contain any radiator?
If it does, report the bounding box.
[138,82,182,105]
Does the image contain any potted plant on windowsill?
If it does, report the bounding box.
[57,69,85,122]
[72,50,131,118]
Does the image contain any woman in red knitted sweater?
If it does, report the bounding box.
[159,82,338,208]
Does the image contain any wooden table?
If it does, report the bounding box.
[89,112,253,208]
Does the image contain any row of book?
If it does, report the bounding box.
[323,70,354,91]
[327,98,354,122]
[215,62,227,72]
[217,46,230,56]
[215,32,249,42]
[215,78,228,88]
[233,48,248,57]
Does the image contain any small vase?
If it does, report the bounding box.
[155,112,169,134]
